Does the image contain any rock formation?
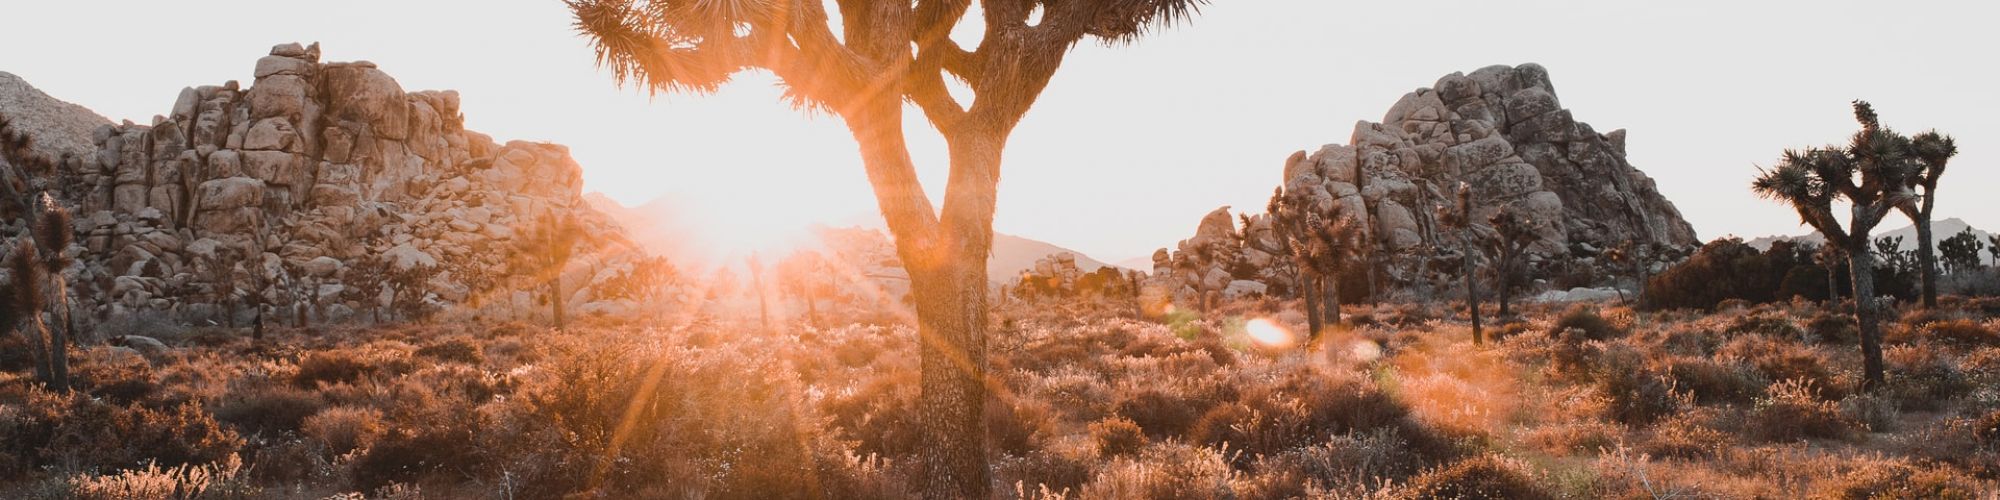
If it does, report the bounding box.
[1153,64,1698,304]
[1,43,647,328]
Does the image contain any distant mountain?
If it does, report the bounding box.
[587,193,1121,283]
[1746,217,1991,252]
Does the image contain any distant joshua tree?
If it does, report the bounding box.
[1938,227,1986,276]
[776,250,840,328]
[517,212,585,329]
[1750,100,1921,389]
[1989,234,2000,267]
[1487,207,1541,320]
[1269,186,1362,341]
[1439,183,1484,345]
[1813,243,1845,306]
[1889,124,1958,308]
[568,1,1208,494]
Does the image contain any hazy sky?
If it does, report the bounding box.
[4,1,1994,262]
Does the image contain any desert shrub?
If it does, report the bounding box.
[0,390,244,474]
[1592,343,1682,425]
[1726,311,1803,339]
[1399,454,1552,500]
[1840,392,1900,433]
[986,396,1055,457]
[1805,311,1859,344]
[1549,305,1622,340]
[1746,379,1860,442]
[302,406,385,455]
[350,428,472,492]
[999,450,1092,496]
[1883,344,1974,412]
[414,337,484,365]
[1718,336,1844,400]
[247,438,332,485]
[211,384,325,436]
[1090,416,1148,457]
[1642,238,1823,311]
[1524,421,1621,457]
[1112,388,1205,438]
[1811,458,1985,500]
[1639,409,1733,459]
[64,455,256,500]
[1283,427,1429,487]
[1079,442,1238,500]
[1919,319,1999,346]
[1975,410,2000,446]
[72,348,159,405]
[822,372,923,457]
[1659,356,1763,405]
[292,351,373,388]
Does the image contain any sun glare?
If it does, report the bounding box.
[1244,318,1293,348]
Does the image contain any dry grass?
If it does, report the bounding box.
[1,297,1996,498]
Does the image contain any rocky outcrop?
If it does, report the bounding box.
[3,43,643,326]
[1154,64,1697,303]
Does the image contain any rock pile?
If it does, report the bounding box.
[3,43,643,327]
[1151,64,1697,305]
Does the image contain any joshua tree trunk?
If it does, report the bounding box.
[549,277,565,330]
[1848,246,1886,389]
[1497,262,1512,320]
[22,317,52,387]
[1301,271,1323,341]
[1462,247,1483,345]
[1912,215,1938,308]
[1321,272,1341,327]
[845,109,1005,499]
[252,304,265,341]
[1826,260,1841,306]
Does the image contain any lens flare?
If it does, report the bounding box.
[1348,340,1383,361]
[1244,318,1293,347]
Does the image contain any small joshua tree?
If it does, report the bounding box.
[1487,207,1541,320]
[516,212,585,329]
[1269,186,1362,341]
[1813,243,1845,306]
[776,250,841,328]
[6,193,75,390]
[1439,183,1485,344]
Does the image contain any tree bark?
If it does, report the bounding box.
[1322,272,1341,327]
[1913,215,1938,308]
[550,277,565,330]
[1463,247,1482,345]
[1849,247,1886,389]
[1302,271,1323,341]
[1497,258,1512,320]
[843,104,1000,499]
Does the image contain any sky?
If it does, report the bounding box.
[3,1,1995,263]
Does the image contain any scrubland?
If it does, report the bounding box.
[3,296,2000,499]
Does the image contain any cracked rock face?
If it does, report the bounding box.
[1154,64,1697,302]
[3,43,638,325]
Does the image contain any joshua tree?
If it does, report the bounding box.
[1267,187,1321,335]
[1750,100,1921,389]
[569,2,1208,493]
[1889,126,1958,308]
[5,194,75,390]
[776,250,840,328]
[1439,183,1484,344]
[517,212,585,329]
[1813,243,1845,306]
[1487,207,1541,320]
[1603,240,1658,305]
[1989,234,2000,267]
[1269,186,1361,340]
[1938,227,1986,275]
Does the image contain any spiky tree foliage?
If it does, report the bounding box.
[1989,234,2000,267]
[1938,227,1986,275]
[1439,183,1484,344]
[1268,186,1362,341]
[4,194,74,390]
[1890,125,1958,307]
[1487,207,1542,320]
[517,212,586,330]
[570,2,1210,492]
[1267,187,1320,335]
[1750,100,1922,389]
